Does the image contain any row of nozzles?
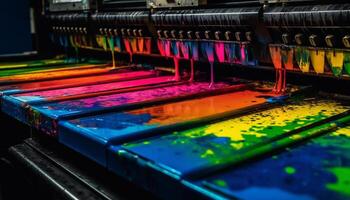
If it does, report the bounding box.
[282,33,350,48]
[157,30,254,42]
[51,26,147,38]
[52,26,87,34]
[97,28,146,38]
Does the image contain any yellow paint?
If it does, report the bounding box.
[299,61,310,73]
[310,49,325,74]
[326,51,344,71]
[201,149,215,158]
[332,126,350,137]
[194,101,348,150]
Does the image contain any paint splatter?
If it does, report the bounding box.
[123,99,349,176]
[284,166,296,174]
[62,87,276,141]
[326,167,350,197]
[199,124,350,200]
[33,82,232,136]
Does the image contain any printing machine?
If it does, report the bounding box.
[1,0,350,199]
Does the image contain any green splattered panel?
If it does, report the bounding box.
[122,99,349,177]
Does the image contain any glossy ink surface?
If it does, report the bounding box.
[0,71,148,95]
[0,59,67,70]
[64,88,276,141]
[31,82,231,118]
[122,99,349,176]
[8,72,159,102]
[201,125,350,200]
[0,63,97,78]
[0,64,109,84]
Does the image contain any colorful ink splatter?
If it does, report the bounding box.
[201,126,350,200]
[28,82,238,135]
[62,88,276,141]
[122,99,349,177]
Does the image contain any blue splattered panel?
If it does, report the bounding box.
[199,125,350,200]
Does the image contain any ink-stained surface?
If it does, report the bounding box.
[1,74,165,125]
[62,88,276,141]
[0,59,67,70]
[121,99,349,177]
[31,82,234,135]
[31,82,232,119]
[0,64,110,84]
[0,71,150,95]
[201,125,350,200]
[0,63,98,78]
[8,71,159,102]
[59,86,277,166]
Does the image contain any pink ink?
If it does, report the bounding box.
[189,41,198,82]
[157,39,166,56]
[173,41,182,81]
[203,42,215,88]
[179,41,190,59]
[240,44,247,64]
[215,42,225,63]
[13,74,169,102]
[164,40,172,58]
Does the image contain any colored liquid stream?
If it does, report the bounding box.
[157,39,256,85]
[270,45,350,77]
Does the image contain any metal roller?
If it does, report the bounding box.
[152,7,260,28]
[91,11,149,26]
[264,4,350,28]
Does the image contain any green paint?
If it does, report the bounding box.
[295,47,310,73]
[331,67,343,77]
[326,167,350,197]
[0,64,77,77]
[284,166,296,174]
[344,52,350,76]
[213,179,228,188]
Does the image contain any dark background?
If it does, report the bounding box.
[0,0,33,55]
